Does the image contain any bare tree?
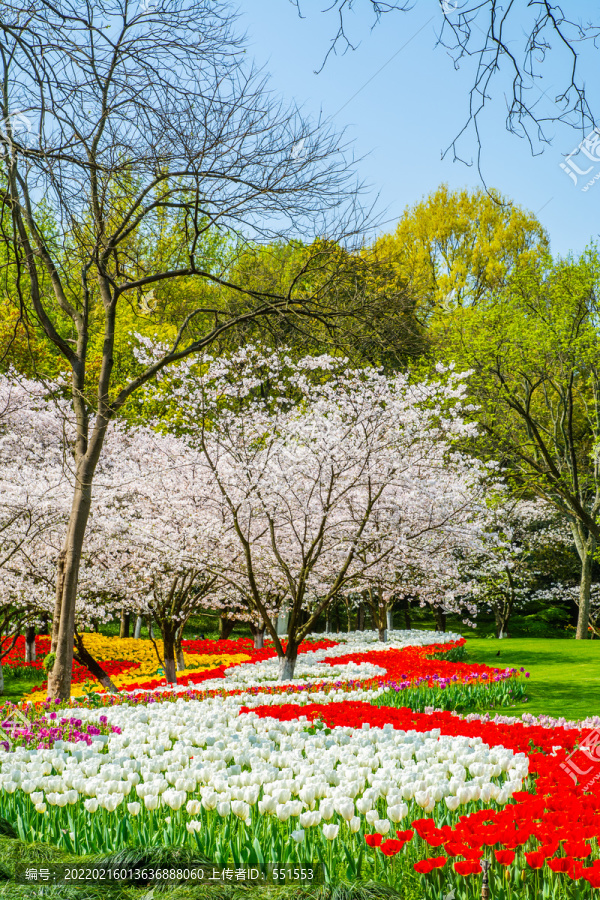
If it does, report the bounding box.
[0,0,364,699]
[299,1,599,169]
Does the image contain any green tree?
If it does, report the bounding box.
[435,249,600,638]
[372,185,549,324]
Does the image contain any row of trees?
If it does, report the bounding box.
[1,0,600,699]
[1,349,510,688]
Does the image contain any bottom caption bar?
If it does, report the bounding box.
[14,864,325,886]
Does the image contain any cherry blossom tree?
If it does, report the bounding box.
[141,347,496,678]
[0,374,72,690]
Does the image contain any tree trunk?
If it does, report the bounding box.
[73,632,119,693]
[433,607,447,633]
[571,524,595,639]
[50,549,67,654]
[119,610,130,639]
[386,608,394,631]
[93,619,99,633]
[378,627,387,642]
[218,617,236,640]
[278,641,299,680]
[403,599,412,630]
[163,628,177,684]
[493,600,511,638]
[175,638,186,671]
[0,663,3,695]
[147,617,153,639]
[358,603,365,631]
[577,544,594,639]
[48,472,96,700]
[134,615,143,639]
[250,623,265,649]
[39,614,49,636]
[325,616,331,633]
[25,626,36,662]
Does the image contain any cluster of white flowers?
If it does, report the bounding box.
[0,695,529,832]
[304,629,463,647]
[115,629,454,697]
[213,659,385,688]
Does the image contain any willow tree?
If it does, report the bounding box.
[0,0,363,699]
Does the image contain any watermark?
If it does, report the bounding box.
[290,138,307,160]
[0,112,38,159]
[560,127,600,192]
[440,0,463,14]
[139,288,158,315]
[0,706,32,751]
[439,289,457,312]
[560,727,600,789]
[15,864,324,885]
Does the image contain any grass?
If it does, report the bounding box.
[463,637,600,721]
[1,673,45,706]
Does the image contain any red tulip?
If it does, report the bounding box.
[365,834,383,848]
[563,841,591,858]
[494,850,515,866]
[379,840,404,857]
[413,857,447,874]
[396,829,414,842]
[454,860,482,876]
[525,852,545,870]
[548,858,572,874]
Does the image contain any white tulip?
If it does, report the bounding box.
[291,829,305,843]
[144,794,160,811]
[84,798,99,813]
[186,799,201,816]
[232,800,250,821]
[348,816,361,833]
[217,800,231,817]
[201,791,218,811]
[164,790,186,811]
[387,803,408,823]
[34,803,47,814]
[334,799,354,821]
[276,803,292,822]
[127,802,141,816]
[319,800,334,820]
[322,824,339,841]
[374,819,390,835]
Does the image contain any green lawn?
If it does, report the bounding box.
[463,637,600,721]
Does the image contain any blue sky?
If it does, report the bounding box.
[236,1,600,257]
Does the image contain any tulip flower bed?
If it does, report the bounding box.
[5,635,262,702]
[251,702,600,897]
[4,630,528,716]
[1,690,599,899]
[0,704,121,750]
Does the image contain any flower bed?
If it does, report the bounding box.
[1,691,598,898]
[6,635,259,701]
[3,630,527,718]
[248,701,600,896]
